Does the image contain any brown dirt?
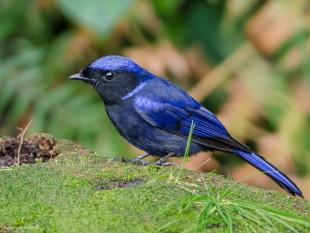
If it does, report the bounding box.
[0,134,59,167]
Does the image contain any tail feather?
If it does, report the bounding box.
[234,149,303,198]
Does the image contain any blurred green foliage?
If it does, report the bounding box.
[56,0,133,36]
[0,0,309,195]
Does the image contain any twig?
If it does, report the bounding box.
[16,119,33,166]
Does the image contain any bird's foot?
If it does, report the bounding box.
[112,152,179,167]
[160,162,179,167]
[113,154,151,165]
[153,153,179,167]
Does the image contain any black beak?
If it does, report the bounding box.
[69,73,88,81]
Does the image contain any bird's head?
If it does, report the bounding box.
[69,55,152,104]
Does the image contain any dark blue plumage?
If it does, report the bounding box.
[69,55,303,197]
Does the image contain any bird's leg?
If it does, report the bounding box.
[153,153,179,167]
[115,153,179,167]
[119,153,152,165]
[130,153,152,165]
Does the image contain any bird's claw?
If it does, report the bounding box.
[112,152,178,167]
[161,162,179,167]
[111,154,151,165]
[129,158,151,165]
[153,152,175,165]
[110,157,129,162]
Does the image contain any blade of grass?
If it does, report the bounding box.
[176,120,195,180]
[160,182,309,232]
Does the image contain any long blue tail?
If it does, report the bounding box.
[234,149,303,197]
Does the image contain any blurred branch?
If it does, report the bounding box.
[189,42,256,102]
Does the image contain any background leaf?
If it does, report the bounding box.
[56,0,134,36]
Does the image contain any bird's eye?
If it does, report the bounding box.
[103,71,115,81]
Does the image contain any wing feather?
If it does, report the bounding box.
[134,96,250,152]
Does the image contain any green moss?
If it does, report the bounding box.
[0,134,309,232]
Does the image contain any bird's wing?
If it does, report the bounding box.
[133,96,250,153]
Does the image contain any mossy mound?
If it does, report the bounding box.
[0,134,309,232]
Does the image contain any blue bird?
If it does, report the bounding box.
[69,55,303,197]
